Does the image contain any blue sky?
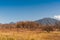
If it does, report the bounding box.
[0,0,60,23]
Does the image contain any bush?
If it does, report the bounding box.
[42,26,53,33]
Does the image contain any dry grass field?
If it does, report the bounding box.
[0,29,60,40]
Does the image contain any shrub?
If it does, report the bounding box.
[42,26,53,33]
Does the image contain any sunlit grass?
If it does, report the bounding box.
[0,30,60,40]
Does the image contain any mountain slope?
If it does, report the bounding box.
[35,18,60,26]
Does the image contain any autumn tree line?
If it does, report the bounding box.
[0,21,60,32]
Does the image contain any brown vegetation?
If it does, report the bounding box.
[0,21,60,40]
[0,21,60,32]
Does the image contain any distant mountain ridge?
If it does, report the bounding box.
[0,17,60,32]
[35,18,60,26]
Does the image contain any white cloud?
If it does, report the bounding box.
[54,15,60,20]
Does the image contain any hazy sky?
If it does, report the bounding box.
[0,0,60,23]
